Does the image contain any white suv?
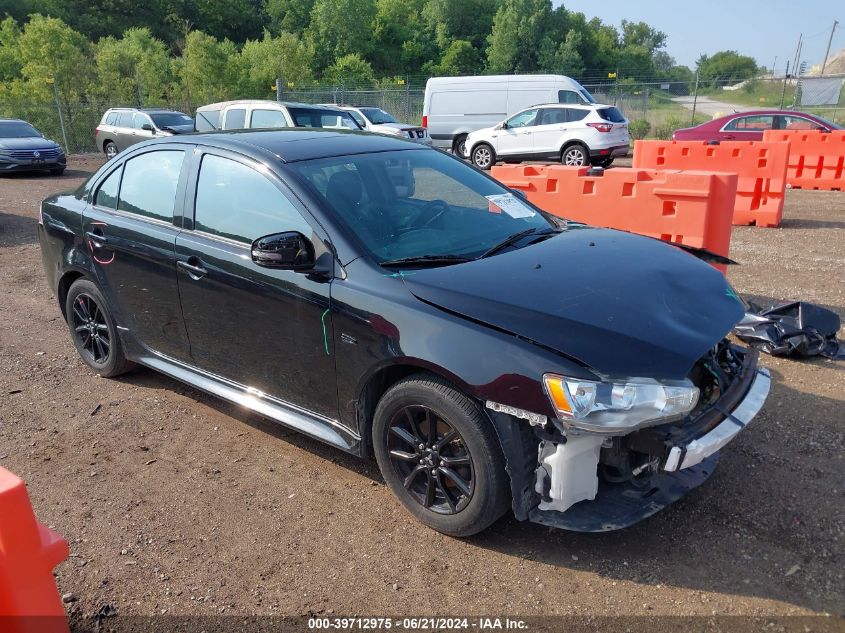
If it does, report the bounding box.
[465,103,630,170]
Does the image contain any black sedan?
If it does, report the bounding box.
[0,118,66,175]
[37,129,770,536]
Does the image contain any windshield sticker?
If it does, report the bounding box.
[485,194,536,219]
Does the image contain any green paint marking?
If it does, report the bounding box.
[725,286,741,303]
[321,308,330,356]
[383,271,416,279]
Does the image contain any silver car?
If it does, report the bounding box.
[95,108,194,159]
[332,105,431,144]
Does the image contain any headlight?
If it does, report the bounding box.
[543,373,699,433]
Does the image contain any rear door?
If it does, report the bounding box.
[495,108,539,157]
[532,107,568,156]
[82,146,191,360]
[114,111,135,150]
[174,148,338,420]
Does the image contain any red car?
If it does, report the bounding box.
[673,110,842,142]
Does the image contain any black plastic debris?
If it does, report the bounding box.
[734,301,845,359]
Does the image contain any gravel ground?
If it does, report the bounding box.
[0,155,843,629]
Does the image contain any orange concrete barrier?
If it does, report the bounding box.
[492,164,737,273]
[0,467,69,633]
[762,130,845,191]
[632,140,790,227]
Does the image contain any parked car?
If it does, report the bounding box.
[423,74,598,156]
[38,129,769,537]
[195,100,361,133]
[466,103,630,169]
[96,108,194,159]
[0,118,66,175]
[673,110,842,142]
[328,105,431,144]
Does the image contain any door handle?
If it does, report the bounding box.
[85,230,108,247]
[177,259,208,279]
[724,134,735,140]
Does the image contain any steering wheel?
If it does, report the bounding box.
[420,199,451,228]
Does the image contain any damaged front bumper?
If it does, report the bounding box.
[503,345,771,532]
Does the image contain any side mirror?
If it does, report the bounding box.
[141,123,155,132]
[496,122,508,130]
[251,231,315,271]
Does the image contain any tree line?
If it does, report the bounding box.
[0,0,762,120]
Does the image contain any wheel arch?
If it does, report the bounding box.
[57,269,89,319]
[355,359,481,457]
[560,139,589,156]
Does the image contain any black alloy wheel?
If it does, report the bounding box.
[65,278,134,377]
[71,292,111,364]
[386,404,475,514]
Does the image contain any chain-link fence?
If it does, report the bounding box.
[3,75,843,155]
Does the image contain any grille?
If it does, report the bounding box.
[5,148,63,160]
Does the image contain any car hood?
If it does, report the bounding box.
[402,227,745,380]
[159,124,195,134]
[0,137,60,150]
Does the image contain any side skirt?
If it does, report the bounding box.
[137,351,363,455]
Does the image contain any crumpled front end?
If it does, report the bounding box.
[493,341,770,532]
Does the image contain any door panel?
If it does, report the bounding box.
[176,151,338,421]
[533,108,568,155]
[496,108,538,156]
[83,148,190,360]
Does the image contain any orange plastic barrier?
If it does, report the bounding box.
[492,164,737,273]
[632,140,790,227]
[762,130,845,191]
[0,467,69,633]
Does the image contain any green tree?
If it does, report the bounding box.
[697,50,758,85]
[240,31,313,94]
[94,28,172,105]
[430,39,483,75]
[422,0,500,49]
[486,0,561,73]
[178,30,239,107]
[0,17,22,82]
[371,0,429,75]
[323,53,374,86]
[552,29,585,77]
[264,0,315,36]
[620,20,666,54]
[306,0,377,71]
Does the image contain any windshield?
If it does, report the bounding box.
[150,112,193,128]
[360,108,398,124]
[290,149,555,263]
[0,121,41,138]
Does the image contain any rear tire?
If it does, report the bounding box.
[373,374,510,537]
[452,134,468,158]
[591,157,614,168]
[471,143,495,170]
[65,278,134,378]
[562,143,589,166]
[104,141,118,160]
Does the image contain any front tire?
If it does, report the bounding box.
[373,374,510,537]
[562,143,589,166]
[471,143,495,170]
[65,278,134,377]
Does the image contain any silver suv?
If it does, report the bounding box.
[95,108,194,159]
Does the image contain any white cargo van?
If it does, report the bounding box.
[423,74,597,155]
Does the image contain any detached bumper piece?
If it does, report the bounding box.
[734,301,845,360]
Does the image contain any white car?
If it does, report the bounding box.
[334,105,432,145]
[465,103,630,170]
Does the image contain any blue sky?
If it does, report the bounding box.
[554,0,845,71]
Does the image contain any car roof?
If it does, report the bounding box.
[717,109,822,118]
[0,118,29,123]
[196,100,347,111]
[521,103,612,110]
[149,128,426,163]
[107,107,185,113]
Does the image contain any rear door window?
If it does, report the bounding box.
[724,115,775,131]
[597,107,626,123]
[94,167,121,209]
[116,111,133,128]
[117,150,185,223]
[105,112,119,126]
[194,154,311,243]
[195,109,219,132]
[250,109,288,128]
[223,108,246,130]
[539,108,568,125]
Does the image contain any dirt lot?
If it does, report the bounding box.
[1,155,843,628]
